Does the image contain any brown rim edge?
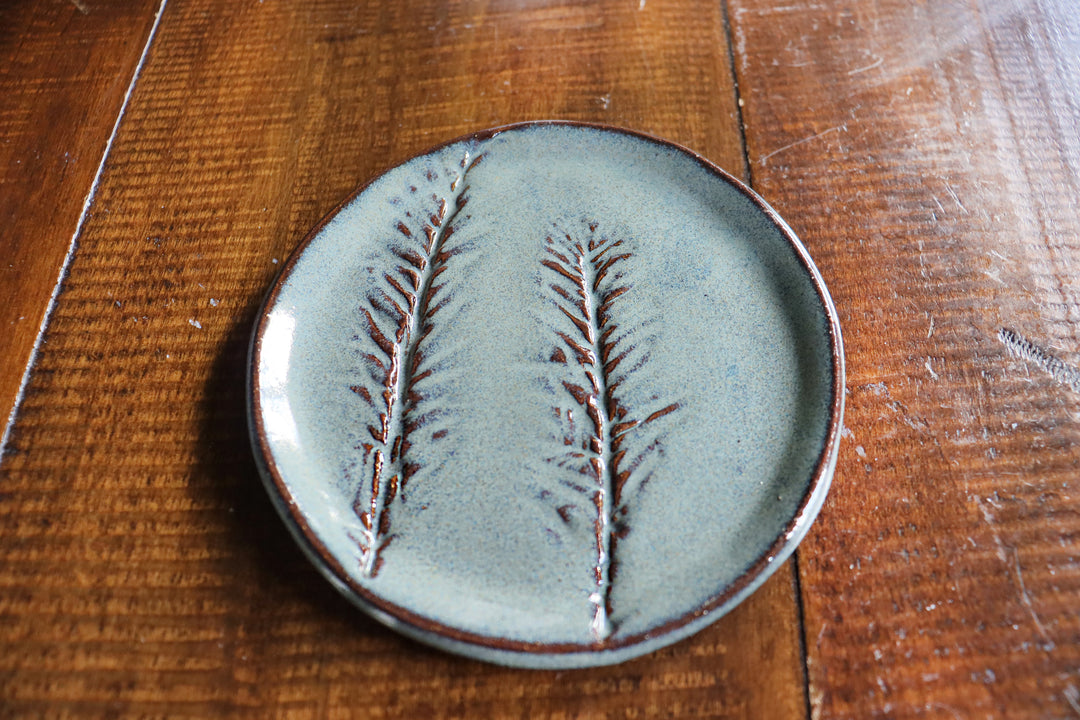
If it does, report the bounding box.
[247,120,846,663]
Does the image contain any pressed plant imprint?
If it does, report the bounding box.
[540,222,680,641]
[344,206,683,644]
[347,152,481,577]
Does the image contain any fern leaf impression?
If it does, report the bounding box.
[542,223,679,642]
[350,152,481,578]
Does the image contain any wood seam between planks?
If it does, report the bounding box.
[0,0,172,463]
[719,2,812,717]
[719,0,753,187]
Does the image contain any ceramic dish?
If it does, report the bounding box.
[248,121,844,668]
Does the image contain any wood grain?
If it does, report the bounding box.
[0,0,808,716]
[0,0,163,438]
[730,0,1080,717]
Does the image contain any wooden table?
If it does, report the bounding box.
[2,1,1078,717]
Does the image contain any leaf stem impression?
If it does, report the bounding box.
[351,152,480,577]
[543,224,677,641]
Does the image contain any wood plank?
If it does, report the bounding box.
[0,0,164,439]
[0,0,808,716]
[729,0,1080,717]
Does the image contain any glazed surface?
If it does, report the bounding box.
[254,124,838,655]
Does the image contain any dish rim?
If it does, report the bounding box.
[246,120,846,668]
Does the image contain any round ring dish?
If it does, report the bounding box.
[248,121,844,668]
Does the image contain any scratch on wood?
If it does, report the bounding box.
[943,182,967,214]
[928,703,965,720]
[734,3,828,17]
[1011,547,1054,650]
[999,328,1080,393]
[758,125,845,165]
[976,498,1007,564]
[70,0,90,14]
[1064,684,1080,716]
[847,56,883,75]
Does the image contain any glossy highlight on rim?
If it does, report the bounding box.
[247,120,845,668]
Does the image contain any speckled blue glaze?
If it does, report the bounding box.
[248,122,844,668]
